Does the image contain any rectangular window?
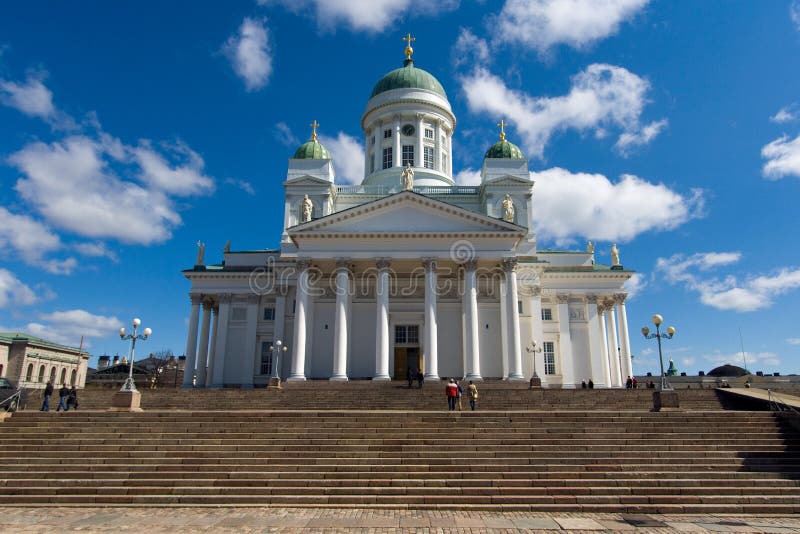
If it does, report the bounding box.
[541,308,553,321]
[382,147,393,169]
[263,307,275,321]
[423,146,434,169]
[384,129,392,138]
[518,300,523,314]
[424,128,434,139]
[543,341,556,375]
[260,341,273,375]
[394,325,419,344]
[402,145,414,166]
[395,325,406,344]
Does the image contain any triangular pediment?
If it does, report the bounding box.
[289,191,524,236]
[483,175,533,186]
[284,175,333,186]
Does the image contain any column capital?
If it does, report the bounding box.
[586,294,599,305]
[202,298,215,311]
[614,293,627,304]
[296,258,312,271]
[502,258,518,273]
[422,258,437,271]
[335,258,352,272]
[556,294,570,304]
[463,259,478,271]
[190,294,203,305]
[376,258,391,270]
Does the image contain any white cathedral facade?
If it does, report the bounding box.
[182,43,634,388]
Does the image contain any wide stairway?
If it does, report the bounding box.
[1,409,799,512]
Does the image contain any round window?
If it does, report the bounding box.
[401,124,415,136]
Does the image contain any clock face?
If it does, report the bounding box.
[401,124,415,136]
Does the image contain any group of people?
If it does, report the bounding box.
[625,376,639,389]
[445,378,478,411]
[406,368,424,389]
[40,381,79,412]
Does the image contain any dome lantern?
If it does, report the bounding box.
[293,120,331,160]
[484,119,525,160]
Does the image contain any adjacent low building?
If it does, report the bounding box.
[0,332,91,389]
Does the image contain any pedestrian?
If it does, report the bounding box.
[416,369,424,389]
[407,367,414,388]
[41,380,54,412]
[446,379,458,411]
[631,377,638,389]
[456,380,463,411]
[626,376,633,389]
[56,384,69,412]
[588,379,594,389]
[67,386,78,411]
[467,380,478,411]
[581,380,587,389]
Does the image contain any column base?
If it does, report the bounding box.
[507,374,526,381]
[286,375,306,382]
[424,374,440,380]
[372,375,391,381]
[465,374,483,381]
[268,377,282,389]
[329,375,349,382]
[110,390,143,412]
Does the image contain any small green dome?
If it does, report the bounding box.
[293,139,331,159]
[371,59,447,100]
[484,139,525,160]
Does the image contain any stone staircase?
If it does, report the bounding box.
[1,409,799,512]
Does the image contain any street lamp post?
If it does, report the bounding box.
[526,341,542,389]
[118,318,152,393]
[269,340,288,388]
[641,314,676,391]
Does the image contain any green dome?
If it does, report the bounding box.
[293,139,331,159]
[484,139,525,159]
[371,60,447,99]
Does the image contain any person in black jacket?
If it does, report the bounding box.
[67,386,78,411]
[56,384,69,412]
[41,381,54,411]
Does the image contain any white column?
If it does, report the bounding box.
[210,294,231,387]
[331,259,350,381]
[504,260,524,380]
[374,259,391,380]
[447,128,453,176]
[205,304,219,387]
[241,295,259,387]
[195,300,212,387]
[499,278,509,378]
[423,258,439,380]
[364,129,371,175]
[182,295,202,388]
[556,294,575,388]
[598,303,612,387]
[586,296,610,387]
[289,260,311,381]
[273,287,287,379]
[464,260,482,381]
[393,118,401,168]
[606,302,622,387]
[416,113,424,168]
[434,120,441,171]
[616,294,633,379]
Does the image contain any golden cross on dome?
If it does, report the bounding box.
[497,119,507,141]
[402,32,416,60]
[310,120,319,141]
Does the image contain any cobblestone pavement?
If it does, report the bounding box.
[1,507,800,533]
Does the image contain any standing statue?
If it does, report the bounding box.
[401,163,414,191]
[300,194,313,223]
[223,240,231,253]
[611,243,620,266]
[196,241,205,265]
[586,240,595,254]
[501,194,515,223]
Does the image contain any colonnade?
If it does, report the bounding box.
[182,293,232,388]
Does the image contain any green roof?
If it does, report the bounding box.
[484,139,525,159]
[293,139,331,159]
[371,60,447,99]
[0,332,83,353]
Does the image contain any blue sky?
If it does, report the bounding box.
[1,0,800,375]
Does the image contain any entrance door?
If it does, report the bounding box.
[394,347,422,379]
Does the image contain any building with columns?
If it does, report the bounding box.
[182,42,635,388]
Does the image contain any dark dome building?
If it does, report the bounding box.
[707,364,749,377]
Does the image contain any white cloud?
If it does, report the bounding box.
[787,338,800,345]
[452,28,490,68]
[640,347,654,356]
[274,122,301,148]
[0,269,38,308]
[656,252,800,312]
[319,132,364,185]
[261,0,459,33]
[74,242,118,262]
[224,178,256,195]
[0,207,79,274]
[223,17,272,92]
[454,168,482,186]
[771,104,799,124]
[460,64,664,158]
[7,135,198,245]
[762,134,800,179]
[531,168,704,244]
[700,350,781,370]
[10,309,123,347]
[792,0,800,31]
[493,0,649,54]
[623,272,646,299]
[0,73,75,130]
[133,141,214,196]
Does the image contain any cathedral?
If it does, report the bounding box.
[182,39,634,388]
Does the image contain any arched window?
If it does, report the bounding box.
[38,365,46,383]
[60,368,67,385]
[26,363,33,381]
[49,367,56,383]
[70,369,77,386]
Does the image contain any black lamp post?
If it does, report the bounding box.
[641,314,676,391]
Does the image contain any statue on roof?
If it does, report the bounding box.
[611,243,620,266]
[300,194,313,223]
[401,163,414,191]
[196,241,205,266]
[223,240,231,254]
[501,194,515,223]
[587,240,595,254]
